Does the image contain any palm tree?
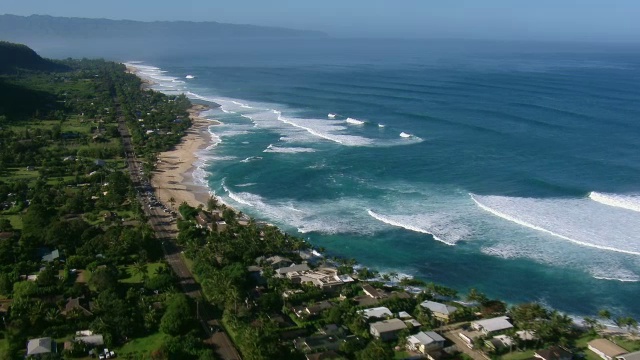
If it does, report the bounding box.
[598,309,611,321]
[45,308,61,324]
[132,261,148,283]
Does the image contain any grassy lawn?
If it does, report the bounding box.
[575,333,602,360]
[612,336,640,352]
[501,350,536,360]
[120,262,164,283]
[0,214,23,229]
[394,350,411,359]
[1,167,40,183]
[117,332,169,356]
[46,175,77,185]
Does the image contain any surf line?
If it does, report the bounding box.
[366,209,456,246]
[469,194,640,256]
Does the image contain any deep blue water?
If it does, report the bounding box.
[37,38,640,319]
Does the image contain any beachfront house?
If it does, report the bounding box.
[195,211,213,230]
[256,255,293,269]
[420,300,458,322]
[360,306,393,320]
[406,331,446,354]
[276,263,311,277]
[362,284,383,299]
[534,346,573,360]
[370,318,408,341]
[588,339,628,360]
[471,316,514,335]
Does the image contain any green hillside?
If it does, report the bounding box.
[0,41,69,74]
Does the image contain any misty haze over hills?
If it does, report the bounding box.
[0,14,328,42]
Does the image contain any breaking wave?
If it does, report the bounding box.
[263,144,317,153]
[346,117,365,125]
[589,191,640,213]
[366,209,469,246]
[471,194,640,256]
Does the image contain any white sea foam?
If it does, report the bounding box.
[263,144,317,153]
[588,191,640,213]
[366,209,469,245]
[346,117,365,125]
[185,75,195,79]
[235,183,257,187]
[220,187,388,235]
[588,267,640,282]
[240,156,262,163]
[328,113,337,119]
[471,194,640,256]
[209,156,237,161]
[378,124,385,128]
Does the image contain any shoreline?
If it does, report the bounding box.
[123,63,640,327]
[124,62,222,212]
[150,103,219,211]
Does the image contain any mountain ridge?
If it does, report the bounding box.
[0,14,328,40]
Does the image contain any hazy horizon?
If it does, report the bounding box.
[2,0,640,43]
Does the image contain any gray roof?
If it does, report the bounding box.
[409,331,446,346]
[76,334,104,346]
[42,249,60,262]
[370,318,408,333]
[267,255,291,265]
[618,351,640,360]
[27,337,53,355]
[276,263,310,274]
[473,316,514,333]
[420,300,457,316]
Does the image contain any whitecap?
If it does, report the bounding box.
[366,209,469,245]
[470,193,640,256]
[328,113,337,119]
[400,132,412,138]
[346,117,365,125]
[589,267,640,282]
[240,156,262,163]
[588,191,640,213]
[263,144,317,153]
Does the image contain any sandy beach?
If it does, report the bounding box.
[150,104,219,211]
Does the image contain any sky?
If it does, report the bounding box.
[2,0,640,42]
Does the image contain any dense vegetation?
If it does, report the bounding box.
[0,42,212,359]
[0,41,69,74]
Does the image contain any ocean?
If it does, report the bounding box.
[41,38,640,319]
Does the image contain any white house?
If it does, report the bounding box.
[420,300,458,322]
[361,306,393,320]
[471,316,513,335]
[406,331,446,354]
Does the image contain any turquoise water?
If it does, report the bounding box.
[116,39,640,319]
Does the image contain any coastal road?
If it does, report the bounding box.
[115,100,242,360]
[442,330,488,360]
